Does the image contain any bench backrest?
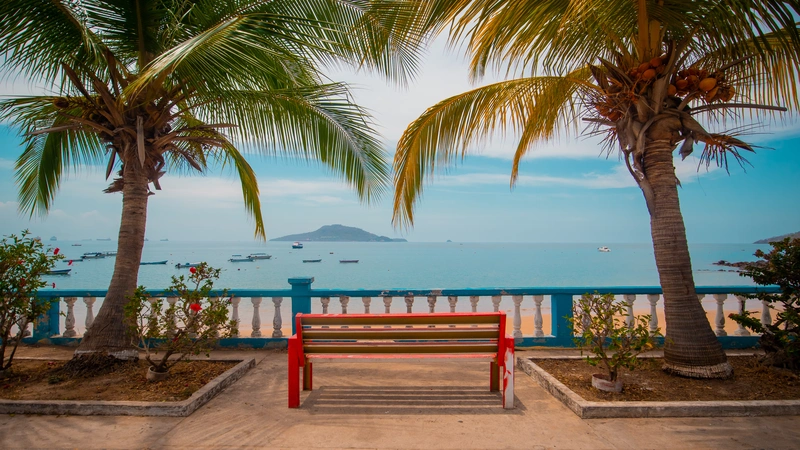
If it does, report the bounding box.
[294,312,508,357]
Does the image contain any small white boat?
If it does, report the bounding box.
[100,251,117,256]
[598,246,611,252]
[339,259,359,263]
[175,262,201,268]
[229,256,254,262]
[292,242,304,249]
[140,260,168,265]
[247,253,272,260]
[81,252,105,259]
[47,268,71,275]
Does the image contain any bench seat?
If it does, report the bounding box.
[288,312,515,409]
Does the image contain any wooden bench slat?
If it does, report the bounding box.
[304,343,499,354]
[302,328,499,340]
[307,353,497,360]
[300,313,500,326]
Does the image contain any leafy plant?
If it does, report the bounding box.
[569,292,661,382]
[1,230,62,373]
[729,238,800,370]
[124,263,237,376]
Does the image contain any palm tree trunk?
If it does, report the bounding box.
[642,140,732,378]
[74,162,149,359]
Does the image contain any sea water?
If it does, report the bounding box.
[45,241,766,291]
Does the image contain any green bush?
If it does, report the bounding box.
[1,230,62,372]
[569,292,661,382]
[124,263,237,375]
[729,237,800,370]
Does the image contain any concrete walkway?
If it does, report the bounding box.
[2,346,799,449]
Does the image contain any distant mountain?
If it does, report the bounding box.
[754,231,800,244]
[270,224,407,242]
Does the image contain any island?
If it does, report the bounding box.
[754,231,800,244]
[270,224,407,242]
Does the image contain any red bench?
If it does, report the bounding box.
[288,312,515,409]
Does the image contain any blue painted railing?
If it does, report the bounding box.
[22,277,780,349]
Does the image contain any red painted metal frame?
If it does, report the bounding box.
[288,312,515,409]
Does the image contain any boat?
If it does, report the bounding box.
[303,259,322,263]
[339,259,359,263]
[71,243,82,246]
[229,256,254,262]
[161,238,169,241]
[175,262,201,268]
[140,260,168,265]
[100,251,117,256]
[46,268,71,275]
[292,242,304,249]
[49,236,57,241]
[96,238,111,241]
[598,246,611,252]
[81,252,105,259]
[247,253,272,260]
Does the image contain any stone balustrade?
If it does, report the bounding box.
[19,279,779,349]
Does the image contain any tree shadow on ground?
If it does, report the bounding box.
[302,385,526,415]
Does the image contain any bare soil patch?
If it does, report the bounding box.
[532,355,800,402]
[0,360,236,402]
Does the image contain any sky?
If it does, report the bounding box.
[1,39,799,244]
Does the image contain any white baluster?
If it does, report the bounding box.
[470,296,479,312]
[147,297,160,333]
[427,295,437,313]
[383,297,392,313]
[321,297,330,314]
[491,295,501,312]
[340,296,350,314]
[448,296,458,312]
[84,297,96,331]
[63,297,77,337]
[623,294,636,328]
[512,295,523,339]
[646,294,660,333]
[404,295,414,313]
[533,295,544,337]
[230,297,241,337]
[734,295,751,336]
[761,300,772,326]
[713,294,727,337]
[165,297,178,337]
[362,297,371,314]
[272,297,283,338]
[251,297,262,337]
[17,317,31,337]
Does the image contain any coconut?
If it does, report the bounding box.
[667,84,677,96]
[638,62,651,72]
[641,68,657,80]
[698,77,717,92]
[704,86,719,102]
[649,56,664,67]
[676,79,689,89]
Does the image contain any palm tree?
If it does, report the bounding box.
[393,1,800,378]
[0,0,425,363]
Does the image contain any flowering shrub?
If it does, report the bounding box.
[124,263,237,376]
[1,230,63,372]
[569,292,661,382]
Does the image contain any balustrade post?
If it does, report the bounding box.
[272,297,283,338]
[288,277,314,335]
[383,297,392,313]
[251,297,262,338]
[761,300,772,326]
[147,297,160,334]
[230,297,241,337]
[491,296,501,312]
[448,296,458,312]
[533,295,544,337]
[713,294,728,336]
[646,294,660,333]
[83,297,96,331]
[512,295,523,339]
[321,297,330,314]
[362,297,371,314]
[734,295,751,336]
[469,296,479,312]
[340,296,350,314]
[427,295,436,313]
[165,297,178,338]
[63,297,78,337]
[404,295,414,313]
[623,294,636,329]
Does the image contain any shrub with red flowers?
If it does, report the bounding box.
[1,230,63,373]
[123,263,237,377]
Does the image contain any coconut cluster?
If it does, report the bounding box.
[671,67,735,102]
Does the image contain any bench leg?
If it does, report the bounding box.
[490,360,499,391]
[502,341,515,409]
[303,361,313,391]
[288,338,300,408]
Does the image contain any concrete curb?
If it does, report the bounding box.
[517,357,800,419]
[0,358,255,417]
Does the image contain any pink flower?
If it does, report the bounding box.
[189,267,197,274]
[52,282,56,288]
[68,260,73,266]
[189,303,202,312]
[53,247,60,255]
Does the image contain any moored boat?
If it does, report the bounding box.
[598,246,611,252]
[229,256,254,262]
[140,260,168,265]
[292,242,304,249]
[47,268,71,275]
[247,253,272,260]
[303,259,322,263]
[175,262,201,268]
[81,252,105,259]
[339,259,359,263]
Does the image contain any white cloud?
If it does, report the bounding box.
[0,200,19,209]
[0,158,14,169]
[305,195,348,205]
